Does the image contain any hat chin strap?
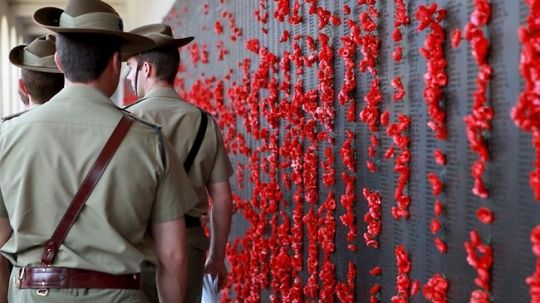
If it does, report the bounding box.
[134,54,142,97]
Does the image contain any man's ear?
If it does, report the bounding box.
[53,52,64,72]
[142,61,152,78]
[18,79,29,97]
[111,51,121,74]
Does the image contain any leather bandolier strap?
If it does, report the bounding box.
[183,108,208,172]
[183,108,208,228]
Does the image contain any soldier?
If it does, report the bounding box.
[3,34,64,121]
[0,1,198,302]
[0,34,64,301]
[124,24,234,303]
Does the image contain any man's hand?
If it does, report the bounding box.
[204,258,228,290]
[206,180,232,291]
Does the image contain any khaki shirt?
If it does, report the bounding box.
[0,86,198,273]
[126,87,233,217]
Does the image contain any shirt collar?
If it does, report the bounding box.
[51,86,117,107]
[145,87,179,100]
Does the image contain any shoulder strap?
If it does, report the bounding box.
[41,115,135,266]
[183,108,208,172]
[122,96,149,110]
[1,109,30,122]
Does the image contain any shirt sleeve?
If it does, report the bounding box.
[0,188,6,218]
[151,136,199,224]
[0,125,6,218]
[208,120,234,184]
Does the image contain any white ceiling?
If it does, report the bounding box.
[6,0,128,42]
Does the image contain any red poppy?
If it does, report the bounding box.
[434,149,446,165]
[423,274,448,303]
[476,207,494,224]
[451,28,462,48]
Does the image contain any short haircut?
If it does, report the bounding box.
[21,69,64,104]
[139,46,180,84]
[56,33,121,82]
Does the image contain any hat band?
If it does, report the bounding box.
[23,51,56,69]
[59,12,123,31]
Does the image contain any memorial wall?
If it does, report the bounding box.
[160,0,540,302]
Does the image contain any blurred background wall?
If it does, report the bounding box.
[0,0,175,115]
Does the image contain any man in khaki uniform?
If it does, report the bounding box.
[2,34,64,121]
[0,35,63,298]
[123,24,234,303]
[0,1,198,302]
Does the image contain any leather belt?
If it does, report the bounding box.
[16,267,140,290]
[184,214,201,228]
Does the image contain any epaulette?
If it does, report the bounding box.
[1,109,30,122]
[120,109,167,167]
[122,96,149,110]
[120,109,160,129]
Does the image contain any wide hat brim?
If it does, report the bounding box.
[34,7,155,56]
[9,45,62,73]
[121,35,194,61]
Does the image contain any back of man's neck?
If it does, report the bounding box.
[148,81,173,91]
[64,79,112,97]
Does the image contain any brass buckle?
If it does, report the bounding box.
[15,267,25,288]
[15,267,49,296]
[37,280,49,296]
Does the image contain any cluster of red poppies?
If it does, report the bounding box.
[462,0,493,199]
[254,0,268,33]
[303,208,319,298]
[224,197,265,302]
[385,114,412,220]
[341,130,356,172]
[223,10,243,41]
[216,41,229,61]
[527,225,540,302]
[201,44,209,64]
[464,230,493,302]
[339,19,359,121]
[422,274,448,303]
[290,192,304,299]
[289,0,302,24]
[210,37,305,300]
[272,0,289,22]
[428,198,446,254]
[366,266,380,302]
[415,3,449,255]
[341,172,358,252]
[318,192,337,302]
[357,2,382,173]
[415,3,448,139]
[362,188,382,248]
[318,33,336,132]
[188,42,200,65]
[341,130,358,252]
[514,0,540,201]
[392,0,409,102]
[321,146,335,187]
[430,149,447,251]
[392,245,416,302]
[336,262,357,302]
